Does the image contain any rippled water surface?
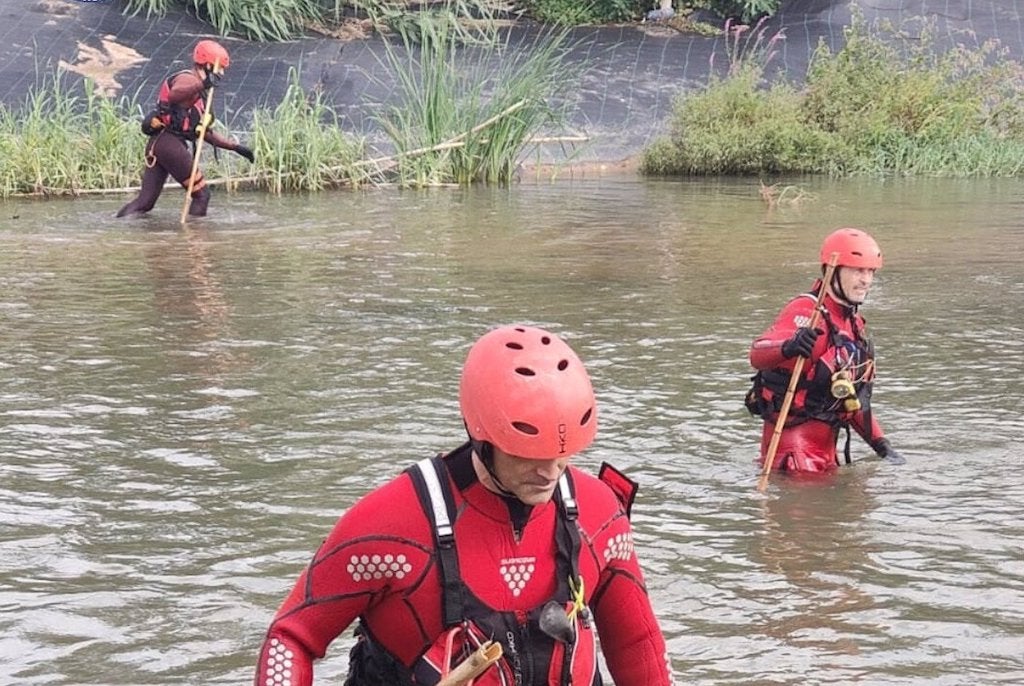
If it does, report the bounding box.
[1,177,1022,685]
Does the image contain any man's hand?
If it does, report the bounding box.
[235,145,255,163]
[781,327,822,359]
[203,67,223,90]
[871,438,906,465]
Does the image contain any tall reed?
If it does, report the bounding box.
[246,68,367,192]
[373,12,576,186]
[0,70,142,197]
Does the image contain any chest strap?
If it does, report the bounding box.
[407,454,580,628]
[408,455,464,628]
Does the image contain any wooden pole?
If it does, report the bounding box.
[181,59,219,224]
[435,640,503,686]
[756,252,840,491]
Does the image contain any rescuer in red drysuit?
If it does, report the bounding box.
[746,228,906,473]
[116,39,253,218]
[254,325,674,686]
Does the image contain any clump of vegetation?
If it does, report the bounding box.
[122,0,331,41]
[518,0,642,26]
[694,0,781,24]
[373,20,576,185]
[642,9,1024,177]
[0,73,142,196]
[120,0,504,41]
[246,69,368,192]
[120,0,785,40]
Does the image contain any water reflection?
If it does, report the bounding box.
[141,227,246,384]
[753,472,877,657]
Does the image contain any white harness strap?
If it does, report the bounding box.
[557,474,576,512]
[415,457,453,539]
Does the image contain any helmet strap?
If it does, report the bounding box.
[825,266,859,311]
[469,438,519,499]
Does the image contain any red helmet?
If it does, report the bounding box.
[193,39,230,70]
[460,325,597,460]
[820,228,883,269]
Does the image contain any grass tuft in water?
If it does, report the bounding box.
[0,70,143,197]
[246,68,368,192]
[373,10,576,186]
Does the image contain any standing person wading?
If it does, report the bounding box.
[253,325,674,686]
[116,39,254,218]
[746,228,907,473]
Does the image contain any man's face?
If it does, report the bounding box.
[490,446,570,506]
[836,266,876,304]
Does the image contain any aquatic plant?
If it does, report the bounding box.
[246,68,368,192]
[0,71,141,196]
[642,9,1024,178]
[372,15,576,185]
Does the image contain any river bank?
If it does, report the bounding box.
[2,1,1021,165]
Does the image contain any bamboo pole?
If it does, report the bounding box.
[435,640,503,686]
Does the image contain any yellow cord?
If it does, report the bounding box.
[567,576,586,622]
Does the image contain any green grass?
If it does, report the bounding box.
[119,0,788,40]
[372,16,577,186]
[0,9,575,197]
[246,69,368,192]
[642,9,1024,178]
[0,72,142,196]
[122,0,328,42]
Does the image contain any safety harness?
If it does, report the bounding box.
[141,71,209,141]
[406,449,585,686]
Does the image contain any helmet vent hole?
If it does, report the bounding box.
[506,342,524,350]
[557,360,568,371]
[512,421,539,435]
[515,367,536,377]
[580,408,593,426]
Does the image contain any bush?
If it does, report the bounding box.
[640,64,837,175]
[517,0,643,25]
[642,9,1024,177]
[697,0,782,24]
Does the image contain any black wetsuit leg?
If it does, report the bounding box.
[116,133,210,217]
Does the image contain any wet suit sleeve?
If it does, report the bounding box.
[577,471,673,686]
[593,569,674,685]
[201,127,243,151]
[750,294,818,370]
[849,404,886,447]
[253,474,434,686]
[166,72,205,107]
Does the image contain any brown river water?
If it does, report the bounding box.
[1,176,1022,684]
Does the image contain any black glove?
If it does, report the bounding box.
[202,68,222,90]
[235,145,254,163]
[781,327,822,359]
[871,438,906,465]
